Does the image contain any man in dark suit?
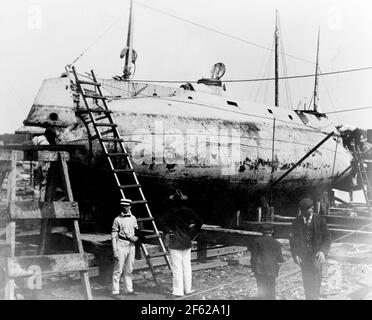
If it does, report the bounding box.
[159,190,203,297]
[251,223,285,299]
[290,197,331,300]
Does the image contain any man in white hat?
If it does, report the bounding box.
[111,198,139,295]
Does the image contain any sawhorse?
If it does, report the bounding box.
[0,148,92,300]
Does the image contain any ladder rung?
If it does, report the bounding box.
[101,138,124,142]
[84,94,107,100]
[132,200,148,205]
[137,217,154,223]
[107,152,129,157]
[79,80,101,86]
[119,184,141,189]
[148,252,169,258]
[92,130,113,140]
[144,233,161,239]
[95,123,117,127]
[112,169,135,173]
[141,229,155,233]
[86,115,109,123]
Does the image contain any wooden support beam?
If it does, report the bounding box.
[0,150,12,161]
[133,260,229,281]
[59,154,92,300]
[10,201,80,219]
[133,245,247,270]
[23,151,70,162]
[6,253,90,278]
[241,220,372,243]
[0,144,86,152]
[200,225,261,247]
[0,241,11,256]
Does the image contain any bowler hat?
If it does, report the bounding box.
[260,223,274,234]
[299,197,313,210]
[120,198,133,206]
[169,189,188,201]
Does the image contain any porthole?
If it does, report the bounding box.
[227,101,238,107]
[49,113,59,121]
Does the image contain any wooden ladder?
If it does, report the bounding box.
[70,66,171,289]
[0,149,92,300]
[353,145,372,215]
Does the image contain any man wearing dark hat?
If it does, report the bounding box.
[290,197,331,300]
[159,190,203,297]
[250,223,285,299]
[111,198,140,295]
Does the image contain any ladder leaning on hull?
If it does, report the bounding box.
[69,66,171,289]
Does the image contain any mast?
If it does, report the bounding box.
[123,0,134,80]
[313,28,320,112]
[275,9,279,107]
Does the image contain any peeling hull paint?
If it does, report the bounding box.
[21,78,355,226]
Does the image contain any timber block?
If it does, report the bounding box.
[10,201,80,219]
[6,253,90,278]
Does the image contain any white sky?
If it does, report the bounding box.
[1,0,372,133]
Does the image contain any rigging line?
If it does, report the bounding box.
[262,47,273,104]
[278,17,293,109]
[248,37,275,100]
[134,1,315,65]
[256,38,274,103]
[318,67,342,124]
[70,13,126,65]
[325,105,372,114]
[133,65,372,83]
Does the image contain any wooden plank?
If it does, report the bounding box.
[200,225,261,246]
[53,201,80,218]
[133,260,229,281]
[23,151,70,162]
[39,160,58,255]
[133,245,247,270]
[0,150,12,161]
[7,151,16,216]
[10,201,80,219]
[60,156,74,201]
[6,222,16,258]
[6,253,90,278]
[0,144,85,152]
[0,241,11,256]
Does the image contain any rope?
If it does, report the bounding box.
[134,1,315,66]
[132,65,372,83]
[326,105,372,114]
[70,13,126,65]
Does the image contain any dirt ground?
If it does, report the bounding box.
[5,239,372,300]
